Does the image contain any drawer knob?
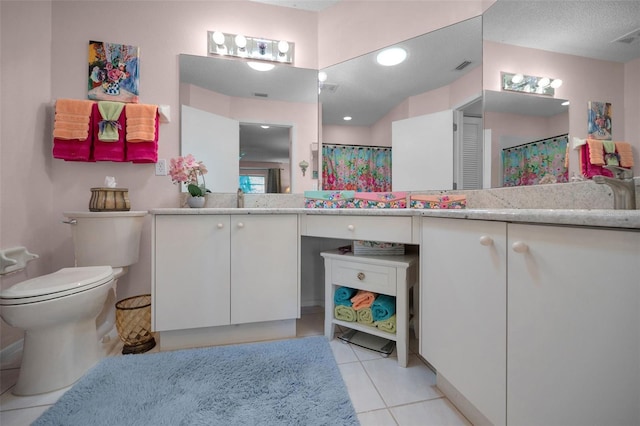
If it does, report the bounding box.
[217,223,224,229]
[512,241,529,253]
[347,224,355,231]
[357,272,365,280]
[237,222,244,228]
[479,235,493,246]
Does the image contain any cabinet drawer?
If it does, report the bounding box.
[303,215,413,243]
[331,259,397,295]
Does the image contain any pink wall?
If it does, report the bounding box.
[484,41,637,177]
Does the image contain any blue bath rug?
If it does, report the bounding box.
[34,336,359,426]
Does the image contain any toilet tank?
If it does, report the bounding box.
[63,211,147,267]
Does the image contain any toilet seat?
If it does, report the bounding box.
[0,266,113,305]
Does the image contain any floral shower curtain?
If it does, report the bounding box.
[502,134,569,186]
[322,144,392,192]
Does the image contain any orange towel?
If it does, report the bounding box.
[53,99,95,140]
[587,139,605,165]
[615,142,634,168]
[351,290,376,311]
[126,104,157,142]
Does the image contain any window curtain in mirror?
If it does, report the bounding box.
[266,168,281,193]
[502,134,569,186]
[322,144,391,192]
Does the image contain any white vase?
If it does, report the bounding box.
[187,196,205,208]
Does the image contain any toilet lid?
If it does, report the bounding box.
[0,266,113,303]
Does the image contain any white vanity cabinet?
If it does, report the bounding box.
[153,214,299,332]
[420,217,507,426]
[507,224,640,426]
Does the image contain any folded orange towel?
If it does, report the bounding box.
[126,104,157,142]
[587,139,605,165]
[53,99,95,140]
[351,290,376,311]
[615,141,634,168]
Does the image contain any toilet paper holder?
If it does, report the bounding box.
[0,246,39,275]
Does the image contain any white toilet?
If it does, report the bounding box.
[0,211,146,396]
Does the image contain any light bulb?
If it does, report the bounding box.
[550,79,563,89]
[278,40,290,54]
[511,73,524,84]
[212,31,225,46]
[537,77,551,88]
[318,71,328,82]
[235,34,247,49]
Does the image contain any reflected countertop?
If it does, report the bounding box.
[149,208,640,230]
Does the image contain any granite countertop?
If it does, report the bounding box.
[149,208,640,230]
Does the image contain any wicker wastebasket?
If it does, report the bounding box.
[115,294,156,354]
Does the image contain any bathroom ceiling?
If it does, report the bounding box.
[249,0,340,11]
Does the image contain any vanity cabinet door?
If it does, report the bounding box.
[230,214,299,324]
[421,217,507,426]
[507,224,640,426]
[154,215,231,331]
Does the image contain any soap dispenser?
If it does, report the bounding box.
[237,188,244,208]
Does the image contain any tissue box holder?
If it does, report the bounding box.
[89,187,131,211]
[353,192,407,208]
[353,240,405,256]
[410,194,466,209]
[304,191,355,208]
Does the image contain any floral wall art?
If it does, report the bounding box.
[587,101,612,140]
[88,40,140,103]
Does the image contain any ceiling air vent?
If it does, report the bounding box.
[454,60,472,71]
[253,92,269,98]
[612,28,640,45]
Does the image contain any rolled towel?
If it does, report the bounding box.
[371,294,396,322]
[334,286,357,307]
[334,305,356,322]
[375,315,396,334]
[351,290,376,310]
[356,308,374,325]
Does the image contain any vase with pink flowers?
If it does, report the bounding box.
[169,154,210,208]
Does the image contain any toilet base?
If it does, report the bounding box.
[14,318,100,396]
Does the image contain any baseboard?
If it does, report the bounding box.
[0,339,23,370]
[436,372,492,426]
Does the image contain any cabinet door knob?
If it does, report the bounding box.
[512,241,529,253]
[357,272,365,281]
[217,223,224,229]
[479,235,493,246]
[237,222,244,228]
[347,224,355,231]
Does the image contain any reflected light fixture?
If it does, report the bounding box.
[561,100,570,106]
[261,125,270,129]
[208,31,294,64]
[501,72,562,96]
[343,116,352,121]
[376,47,407,66]
[299,160,309,176]
[318,71,327,82]
[248,62,275,72]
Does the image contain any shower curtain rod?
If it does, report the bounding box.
[503,133,568,151]
[323,143,390,150]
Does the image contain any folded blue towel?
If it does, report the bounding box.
[371,294,396,321]
[334,286,357,307]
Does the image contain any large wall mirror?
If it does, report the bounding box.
[319,16,483,191]
[482,0,639,188]
[179,54,318,193]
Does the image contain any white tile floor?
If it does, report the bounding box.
[0,308,470,426]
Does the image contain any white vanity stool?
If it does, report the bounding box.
[321,249,418,367]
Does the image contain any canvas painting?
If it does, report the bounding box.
[88,41,140,103]
[588,101,612,140]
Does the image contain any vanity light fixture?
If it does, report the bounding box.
[376,47,407,66]
[299,160,309,176]
[208,31,294,64]
[501,72,562,96]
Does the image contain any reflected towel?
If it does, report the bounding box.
[615,142,634,168]
[53,99,95,140]
[603,141,619,166]
[356,308,374,325]
[587,139,605,165]
[334,286,357,307]
[97,101,125,142]
[334,305,356,322]
[351,290,376,310]
[375,315,396,334]
[371,294,396,322]
[126,104,158,142]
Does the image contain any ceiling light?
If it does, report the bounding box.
[343,116,352,121]
[550,79,563,89]
[376,47,407,66]
[247,62,275,71]
[537,77,551,88]
[511,73,524,84]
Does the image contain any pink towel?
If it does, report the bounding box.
[126,112,159,163]
[580,144,613,179]
[351,290,376,311]
[93,103,126,162]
